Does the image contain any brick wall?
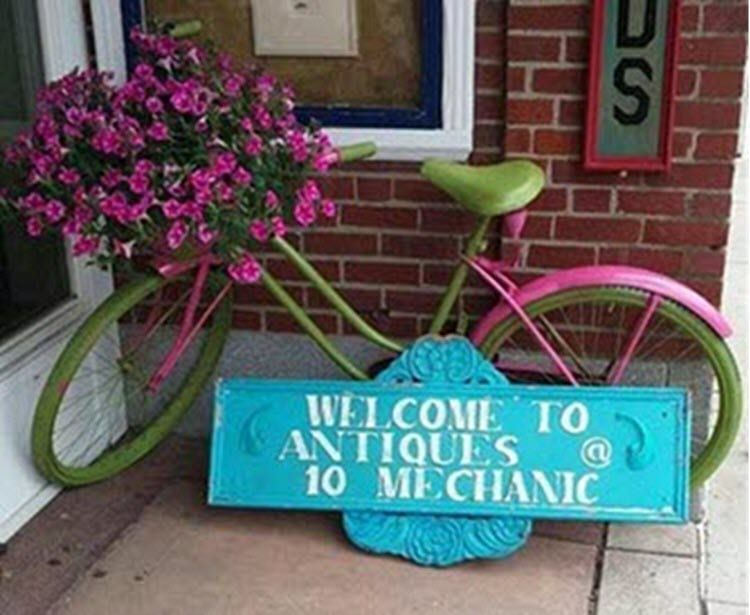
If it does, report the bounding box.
[233,0,747,337]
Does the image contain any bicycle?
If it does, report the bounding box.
[32,142,743,489]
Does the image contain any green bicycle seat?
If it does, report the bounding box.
[421,159,545,217]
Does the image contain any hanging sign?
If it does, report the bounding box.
[584,0,682,171]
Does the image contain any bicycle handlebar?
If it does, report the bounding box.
[337,141,377,163]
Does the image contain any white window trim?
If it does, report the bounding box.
[0,0,114,383]
[328,0,476,161]
[91,0,476,161]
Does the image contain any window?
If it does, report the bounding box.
[119,0,475,160]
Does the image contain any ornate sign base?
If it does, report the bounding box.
[209,336,689,567]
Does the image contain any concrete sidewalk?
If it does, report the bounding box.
[0,436,745,615]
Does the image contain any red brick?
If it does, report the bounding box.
[231,309,262,330]
[684,250,726,276]
[600,247,684,276]
[683,279,723,307]
[382,234,458,260]
[695,133,739,160]
[565,36,588,63]
[527,244,596,268]
[305,232,377,255]
[462,291,498,317]
[680,37,747,66]
[676,102,740,129]
[342,205,417,229]
[316,175,355,199]
[645,163,734,189]
[676,70,698,97]
[700,70,744,98]
[523,215,554,239]
[234,284,303,306]
[508,5,588,31]
[507,99,554,124]
[643,220,728,248]
[357,177,391,201]
[265,257,340,283]
[507,35,561,62]
[672,132,694,158]
[617,191,685,216]
[556,216,642,243]
[690,193,732,218]
[572,189,611,213]
[507,67,526,92]
[307,286,381,311]
[394,179,450,202]
[477,1,503,28]
[552,161,642,186]
[474,122,504,148]
[476,32,504,58]
[506,128,531,153]
[532,188,567,212]
[421,208,475,233]
[423,264,455,286]
[345,262,420,286]
[704,5,748,33]
[476,64,504,89]
[386,289,442,314]
[475,93,504,120]
[533,129,581,155]
[266,310,338,334]
[532,68,587,94]
[680,5,700,32]
[559,99,585,126]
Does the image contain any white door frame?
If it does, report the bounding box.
[0,0,125,542]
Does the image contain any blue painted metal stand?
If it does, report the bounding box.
[343,336,532,566]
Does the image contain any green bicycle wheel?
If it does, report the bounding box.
[478,286,742,489]
[32,272,232,486]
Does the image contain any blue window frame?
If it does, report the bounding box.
[119,0,443,129]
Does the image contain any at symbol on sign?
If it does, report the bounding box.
[581,437,613,469]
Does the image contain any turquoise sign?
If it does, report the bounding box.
[209,337,690,566]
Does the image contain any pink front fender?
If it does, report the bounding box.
[470,265,732,346]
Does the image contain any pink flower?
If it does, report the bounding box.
[101,169,122,188]
[216,182,234,202]
[243,135,263,157]
[320,198,336,218]
[45,199,66,223]
[264,190,279,210]
[252,105,272,130]
[133,63,154,81]
[128,173,151,195]
[26,217,43,237]
[113,239,135,259]
[91,128,121,154]
[145,96,163,114]
[240,117,254,133]
[232,167,253,186]
[301,179,321,202]
[227,253,261,284]
[72,235,100,256]
[213,152,237,176]
[170,89,193,114]
[270,216,287,237]
[162,198,183,219]
[196,223,217,245]
[166,220,188,250]
[224,75,244,97]
[147,122,169,141]
[249,219,269,242]
[135,160,154,175]
[65,107,85,125]
[57,167,80,186]
[294,199,316,226]
[189,168,215,192]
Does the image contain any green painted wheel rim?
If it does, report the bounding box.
[32,273,232,487]
[478,287,743,489]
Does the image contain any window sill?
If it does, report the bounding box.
[327,127,473,161]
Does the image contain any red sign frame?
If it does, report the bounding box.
[584,0,682,172]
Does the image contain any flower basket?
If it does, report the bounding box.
[0,27,338,284]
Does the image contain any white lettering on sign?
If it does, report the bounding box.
[275,394,603,508]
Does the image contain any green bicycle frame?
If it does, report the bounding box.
[262,216,494,380]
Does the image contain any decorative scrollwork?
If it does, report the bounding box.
[342,335,531,567]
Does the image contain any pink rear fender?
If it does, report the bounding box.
[470,265,733,346]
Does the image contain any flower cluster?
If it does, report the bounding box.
[0,29,338,283]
